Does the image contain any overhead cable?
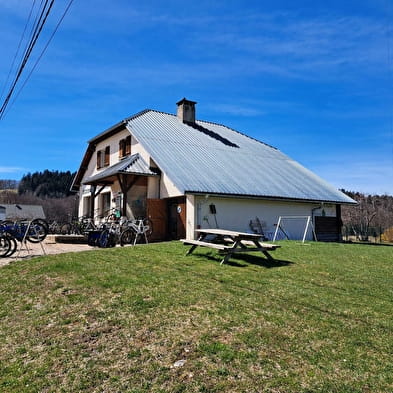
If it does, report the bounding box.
[0,0,38,102]
[4,0,75,118]
[0,0,55,120]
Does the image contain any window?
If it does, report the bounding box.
[101,192,111,217]
[82,196,91,216]
[97,146,110,169]
[119,135,131,159]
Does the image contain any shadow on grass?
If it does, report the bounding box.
[192,252,294,269]
[230,253,294,268]
[343,241,393,247]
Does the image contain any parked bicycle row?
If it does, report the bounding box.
[87,217,153,248]
[0,219,49,258]
[0,215,154,257]
[49,213,153,247]
[48,216,96,235]
[47,211,124,235]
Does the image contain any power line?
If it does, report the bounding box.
[386,0,393,185]
[5,0,75,118]
[3,1,48,105]
[0,0,38,103]
[0,0,55,120]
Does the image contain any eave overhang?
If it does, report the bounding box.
[185,191,358,205]
[82,153,158,187]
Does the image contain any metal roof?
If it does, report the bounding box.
[83,153,157,184]
[126,110,355,204]
[0,204,46,220]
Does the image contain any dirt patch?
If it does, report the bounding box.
[0,239,93,267]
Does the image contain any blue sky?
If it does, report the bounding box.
[0,0,392,195]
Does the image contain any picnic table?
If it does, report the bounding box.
[180,228,280,265]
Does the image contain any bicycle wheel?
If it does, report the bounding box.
[120,229,136,246]
[4,233,17,257]
[27,219,48,243]
[143,218,153,240]
[0,235,10,257]
[98,229,116,248]
[87,231,100,246]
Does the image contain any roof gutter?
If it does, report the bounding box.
[185,191,357,205]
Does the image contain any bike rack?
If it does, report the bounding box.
[16,220,46,258]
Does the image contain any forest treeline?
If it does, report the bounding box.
[0,170,77,222]
[0,179,19,189]
[340,189,393,237]
[18,170,76,198]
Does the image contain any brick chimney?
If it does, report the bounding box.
[176,98,197,123]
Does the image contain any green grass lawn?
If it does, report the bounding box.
[0,241,392,393]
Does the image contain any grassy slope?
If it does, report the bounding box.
[0,241,392,393]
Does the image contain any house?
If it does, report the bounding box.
[71,98,356,241]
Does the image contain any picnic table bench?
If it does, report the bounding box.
[180,228,280,265]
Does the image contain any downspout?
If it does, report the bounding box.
[311,204,323,222]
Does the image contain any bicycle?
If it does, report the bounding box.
[0,219,48,258]
[120,218,153,246]
[97,216,130,248]
[0,232,17,257]
[1,219,48,243]
[78,216,97,234]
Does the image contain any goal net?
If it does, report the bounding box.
[272,216,317,243]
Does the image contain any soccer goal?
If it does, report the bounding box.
[272,216,317,243]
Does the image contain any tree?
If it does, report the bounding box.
[18,170,76,198]
[341,190,393,241]
[0,170,78,223]
[0,179,18,190]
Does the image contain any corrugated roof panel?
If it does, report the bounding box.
[126,110,355,204]
[84,153,156,184]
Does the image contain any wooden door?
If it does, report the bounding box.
[167,197,186,240]
[146,199,167,241]
[315,216,339,242]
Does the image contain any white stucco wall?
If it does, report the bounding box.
[186,194,195,239]
[131,135,182,198]
[190,195,336,240]
[79,185,113,219]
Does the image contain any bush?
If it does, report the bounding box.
[381,227,393,243]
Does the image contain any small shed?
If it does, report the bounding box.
[0,205,5,221]
[1,204,46,221]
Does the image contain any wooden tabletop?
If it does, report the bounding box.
[195,228,262,239]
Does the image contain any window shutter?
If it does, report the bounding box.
[104,146,110,166]
[97,151,102,169]
[119,140,124,159]
[125,136,131,155]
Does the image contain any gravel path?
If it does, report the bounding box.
[0,240,93,267]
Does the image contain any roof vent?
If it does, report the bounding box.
[176,98,197,123]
